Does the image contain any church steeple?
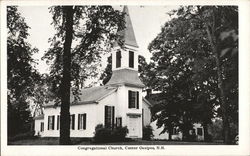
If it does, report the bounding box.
[106,6,144,88]
[111,6,139,71]
[121,6,139,48]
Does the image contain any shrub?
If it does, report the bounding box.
[143,125,154,140]
[93,124,128,143]
[8,130,36,141]
[95,124,104,131]
[208,119,223,141]
[93,124,112,143]
[112,126,129,142]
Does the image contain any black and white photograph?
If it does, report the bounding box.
[1,0,250,156]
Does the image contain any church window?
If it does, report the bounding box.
[105,106,115,128]
[173,127,179,135]
[116,117,122,127]
[116,50,121,68]
[197,128,203,136]
[129,51,134,68]
[57,115,60,130]
[48,115,55,130]
[78,113,87,130]
[40,122,44,132]
[128,90,139,109]
[70,114,75,130]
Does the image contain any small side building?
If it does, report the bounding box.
[145,91,205,141]
[33,114,44,136]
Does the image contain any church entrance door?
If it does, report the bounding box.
[128,116,139,137]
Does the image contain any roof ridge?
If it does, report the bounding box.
[45,85,118,108]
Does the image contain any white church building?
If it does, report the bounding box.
[34,6,153,139]
[34,6,204,141]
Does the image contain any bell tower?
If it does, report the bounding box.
[106,6,144,138]
[111,6,139,72]
[107,6,144,88]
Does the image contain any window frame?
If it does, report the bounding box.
[47,115,55,130]
[116,117,122,127]
[78,113,87,130]
[129,51,134,68]
[197,128,203,136]
[128,90,139,109]
[105,106,115,129]
[57,115,60,130]
[116,50,121,68]
[40,122,44,132]
[70,114,75,130]
[173,127,179,135]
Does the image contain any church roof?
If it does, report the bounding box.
[33,114,44,120]
[76,86,117,104]
[44,86,117,108]
[106,69,145,88]
[143,97,153,107]
[145,93,162,107]
[117,6,139,48]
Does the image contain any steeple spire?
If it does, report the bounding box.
[119,6,139,48]
[106,6,144,88]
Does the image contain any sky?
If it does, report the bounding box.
[18,5,178,74]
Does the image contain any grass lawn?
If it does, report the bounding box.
[8,137,225,145]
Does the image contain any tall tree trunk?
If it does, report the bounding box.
[205,9,230,144]
[203,122,209,141]
[60,6,74,145]
[182,129,189,141]
[168,127,172,141]
[214,50,230,144]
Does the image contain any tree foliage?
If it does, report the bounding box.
[43,6,125,103]
[30,74,55,117]
[138,55,157,88]
[99,55,112,85]
[7,6,40,137]
[147,6,238,143]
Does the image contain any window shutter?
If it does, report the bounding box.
[120,118,122,127]
[129,51,134,68]
[116,118,118,127]
[78,114,80,130]
[57,115,60,130]
[52,116,55,130]
[136,91,139,109]
[72,114,75,130]
[105,106,108,127]
[128,90,132,108]
[48,116,50,130]
[112,106,115,129]
[83,114,86,130]
[116,117,122,127]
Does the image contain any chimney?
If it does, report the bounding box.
[146,88,152,97]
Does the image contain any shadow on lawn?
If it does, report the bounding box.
[8,137,226,145]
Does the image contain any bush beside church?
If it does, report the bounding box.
[93,124,128,143]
